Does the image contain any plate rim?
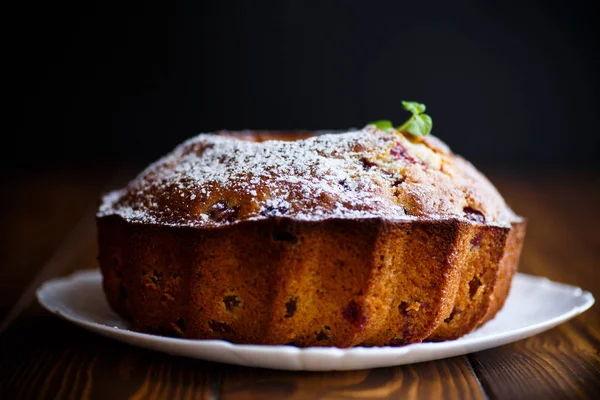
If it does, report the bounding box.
[35,269,595,368]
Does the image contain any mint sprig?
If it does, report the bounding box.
[369,101,433,136]
[397,101,432,136]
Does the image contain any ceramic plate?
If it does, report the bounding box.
[36,270,594,371]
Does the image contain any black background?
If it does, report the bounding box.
[9,1,600,173]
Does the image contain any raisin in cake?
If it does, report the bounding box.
[97,126,525,347]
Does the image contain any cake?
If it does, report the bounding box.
[96,125,525,347]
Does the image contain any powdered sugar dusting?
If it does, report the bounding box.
[97,127,519,228]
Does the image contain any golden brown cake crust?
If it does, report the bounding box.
[98,127,520,229]
[97,128,526,347]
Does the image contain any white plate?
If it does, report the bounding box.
[36,270,594,371]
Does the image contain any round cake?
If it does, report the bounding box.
[97,126,525,347]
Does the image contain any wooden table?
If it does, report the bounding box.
[1,169,598,399]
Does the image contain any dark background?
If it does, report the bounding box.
[9,0,600,174]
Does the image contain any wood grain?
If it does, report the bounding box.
[468,174,600,400]
[0,316,223,400]
[0,171,598,399]
[220,357,485,399]
[469,325,600,400]
[0,170,113,322]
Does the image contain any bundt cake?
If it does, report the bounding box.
[97,119,525,347]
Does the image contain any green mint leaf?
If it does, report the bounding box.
[370,120,394,132]
[369,101,433,136]
[402,113,432,136]
[402,101,426,115]
[397,101,432,136]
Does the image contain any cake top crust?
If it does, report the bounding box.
[98,126,520,228]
